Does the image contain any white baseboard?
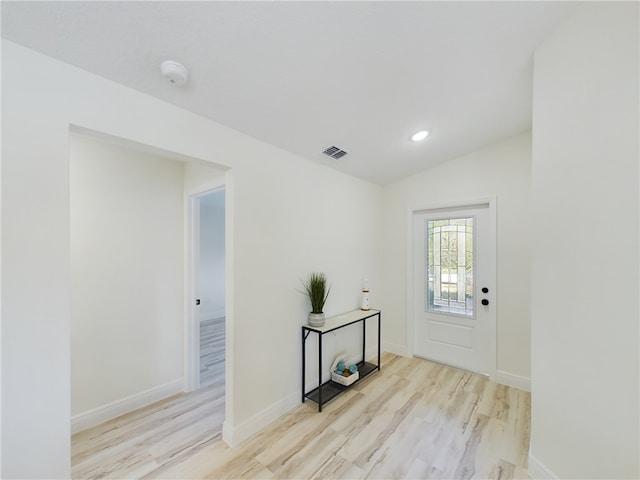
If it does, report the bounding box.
[528,454,558,479]
[71,379,183,434]
[493,370,531,392]
[222,390,300,447]
[365,346,379,363]
[223,347,384,448]
[222,420,235,447]
[382,342,409,357]
[223,347,385,448]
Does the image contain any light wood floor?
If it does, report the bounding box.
[200,317,225,387]
[162,353,531,479]
[71,317,225,479]
[72,352,531,479]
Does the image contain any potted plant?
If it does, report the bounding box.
[300,272,331,327]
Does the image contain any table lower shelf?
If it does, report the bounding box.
[304,361,379,406]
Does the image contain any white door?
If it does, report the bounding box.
[413,203,495,374]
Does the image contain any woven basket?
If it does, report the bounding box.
[330,353,360,386]
[331,369,359,386]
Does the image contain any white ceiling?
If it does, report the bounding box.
[2,1,577,185]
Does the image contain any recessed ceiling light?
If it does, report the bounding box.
[411,130,430,142]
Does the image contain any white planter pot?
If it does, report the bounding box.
[308,312,325,327]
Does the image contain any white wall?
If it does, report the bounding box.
[70,134,185,416]
[1,41,381,477]
[381,132,532,385]
[184,161,227,192]
[199,192,225,320]
[530,3,639,478]
[2,45,73,479]
[230,146,383,427]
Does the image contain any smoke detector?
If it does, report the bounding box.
[160,60,188,86]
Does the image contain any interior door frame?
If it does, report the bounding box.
[406,197,497,379]
[184,178,229,393]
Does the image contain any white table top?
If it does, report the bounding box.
[304,309,380,333]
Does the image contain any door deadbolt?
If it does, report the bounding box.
[482,287,489,293]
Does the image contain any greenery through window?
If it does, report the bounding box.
[426,217,474,316]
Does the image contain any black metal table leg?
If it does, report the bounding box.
[318,333,323,412]
[377,312,381,370]
[302,327,306,403]
[362,320,366,365]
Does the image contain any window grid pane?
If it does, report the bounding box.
[425,217,474,316]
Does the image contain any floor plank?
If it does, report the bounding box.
[200,316,225,387]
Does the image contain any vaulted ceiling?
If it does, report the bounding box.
[2,1,577,185]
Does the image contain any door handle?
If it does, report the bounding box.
[481,299,489,306]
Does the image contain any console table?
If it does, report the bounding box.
[302,309,381,412]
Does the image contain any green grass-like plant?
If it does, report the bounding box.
[300,272,331,314]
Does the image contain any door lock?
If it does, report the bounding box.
[481,298,489,306]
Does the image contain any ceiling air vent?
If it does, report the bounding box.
[322,145,348,159]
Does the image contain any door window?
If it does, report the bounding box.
[426,217,474,316]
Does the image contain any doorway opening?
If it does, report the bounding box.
[193,189,226,390]
[69,127,232,477]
